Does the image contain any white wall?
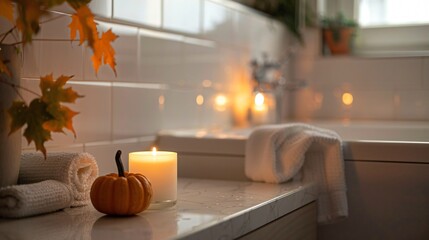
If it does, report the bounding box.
[8,0,287,174]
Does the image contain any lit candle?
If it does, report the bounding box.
[129,147,177,209]
[251,92,269,125]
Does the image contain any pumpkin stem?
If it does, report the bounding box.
[115,150,125,177]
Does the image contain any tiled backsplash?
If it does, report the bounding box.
[293,29,429,121]
[10,0,287,174]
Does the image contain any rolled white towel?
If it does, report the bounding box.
[0,180,73,218]
[19,152,98,207]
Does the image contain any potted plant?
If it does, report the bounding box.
[320,13,358,55]
[0,0,117,187]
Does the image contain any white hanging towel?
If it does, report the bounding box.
[245,123,348,224]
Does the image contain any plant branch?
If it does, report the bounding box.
[40,14,67,24]
[11,82,26,102]
[0,78,41,98]
[9,39,80,46]
[0,26,17,44]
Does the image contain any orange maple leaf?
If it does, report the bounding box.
[68,5,98,48]
[0,0,14,23]
[40,74,82,104]
[38,74,82,137]
[68,6,117,75]
[43,105,79,137]
[15,0,45,44]
[91,29,118,76]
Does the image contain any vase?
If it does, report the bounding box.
[0,44,22,188]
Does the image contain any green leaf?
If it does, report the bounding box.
[23,99,53,157]
[7,101,28,134]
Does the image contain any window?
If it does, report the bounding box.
[320,0,429,55]
[358,0,429,27]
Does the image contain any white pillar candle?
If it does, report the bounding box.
[252,103,269,125]
[129,148,177,209]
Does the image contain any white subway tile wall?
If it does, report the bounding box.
[163,0,202,34]
[113,0,161,27]
[15,0,286,174]
[88,0,113,18]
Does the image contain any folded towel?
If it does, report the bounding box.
[0,180,73,218]
[19,152,98,207]
[245,123,348,224]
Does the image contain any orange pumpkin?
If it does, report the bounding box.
[90,150,153,215]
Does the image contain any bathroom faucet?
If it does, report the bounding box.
[250,53,306,92]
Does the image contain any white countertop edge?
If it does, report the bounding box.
[176,182,317,240]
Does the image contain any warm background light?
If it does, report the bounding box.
[342,92,353,106]
[196,94,204,105]
[202,79,212,88]
[158,95,165,110]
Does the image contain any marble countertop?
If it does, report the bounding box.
[0,178,316,240]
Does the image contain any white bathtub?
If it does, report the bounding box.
[157,120,429,239]
[158,120,429,164]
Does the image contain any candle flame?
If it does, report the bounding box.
[254,92,265,106]
[152,147,157,156]
[214,94,228,112]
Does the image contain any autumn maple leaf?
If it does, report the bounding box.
[15,0,46,44]
[68,5,98,47]
[43,104,79,136]
[40,74,82,104]
[39,74,82,135]
[9,99,53,157]
[68,6,117,75]
[0,0,14,23]
[8,74,82,158]
[92,29,118,75]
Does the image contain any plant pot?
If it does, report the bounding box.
[0,44,22,188]
[322,27,355,55]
